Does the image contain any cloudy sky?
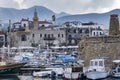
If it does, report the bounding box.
[0,0,120,14]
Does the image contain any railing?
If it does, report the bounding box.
[43,37,56,41]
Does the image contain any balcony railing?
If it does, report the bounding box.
[44,37,56,41]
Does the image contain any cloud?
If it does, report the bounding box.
[0,0,120,14]
[0,0,19,9]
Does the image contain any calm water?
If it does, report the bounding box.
[0,75,120,80]
[0,75,20,80]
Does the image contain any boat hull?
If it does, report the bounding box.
[63,72,81,80]
[113,73,120,78]
[0,62,26,74]
[86,71,108,79]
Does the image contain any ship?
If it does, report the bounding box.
[0,61,26,74]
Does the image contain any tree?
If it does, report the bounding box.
[52,15,56,22]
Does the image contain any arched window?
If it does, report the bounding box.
[21,34,27,41]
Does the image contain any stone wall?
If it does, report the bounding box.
[78,36,120,67]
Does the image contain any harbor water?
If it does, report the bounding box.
[0,75,120,80]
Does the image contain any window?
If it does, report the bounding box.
[90,61,93,66]
[94,32,95,36]
[85,29,89,33]
[79,29,82,33]
[23,24,26,27]
[62,34,64,38]
[51,34,54,37]
[99,61,103,66]
[21,34,27,41]
[68,35,72,39]
[74,29,76,33]
[67,29,70,32]
[40,34,42,37]
[58,34,60,37]
[32,34,34,38]
[95,61,98,66]
[44,34,46,38]
[48,34,50,38]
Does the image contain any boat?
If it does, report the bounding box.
[33,70,51,78]
[63,66,84,80]
[86,58,109,79]
[112,60,120,78]
[0,46,26,74]
[0,61,26,74]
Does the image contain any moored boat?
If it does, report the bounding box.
[33,70,51,78]
[0,61,26,74]
[86,58,109,79]
[63,66,84,80]
[112,60,120,78]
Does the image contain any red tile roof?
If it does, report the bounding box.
[21,18,29,21]
[38,21,52,24]
[30,21,52,24]
[0,31,5,35]
[14,22,21,24]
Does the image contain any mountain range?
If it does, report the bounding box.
[0,6,120,29]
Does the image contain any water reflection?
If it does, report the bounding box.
[0,75,120,80]
[0,75,20,80]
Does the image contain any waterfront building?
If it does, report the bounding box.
[9,10,66,48]
[63,21,105,45]
[78,14,120,66]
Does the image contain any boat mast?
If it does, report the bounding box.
[7,20,12,57]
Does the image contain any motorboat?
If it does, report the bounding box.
[86,58,109,79]
[33,70,51,78]
[112,60,120,78]
[63,66,83,80]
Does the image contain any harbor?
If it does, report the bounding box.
[0,2,120,80]
[0,44,120,80]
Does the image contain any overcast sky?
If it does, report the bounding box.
[0,0,120,14]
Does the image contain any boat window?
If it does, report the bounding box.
[90,61,93,66]
[95,61,98,66]
[99,61,103,66]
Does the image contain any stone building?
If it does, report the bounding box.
[63,21,104,45]
[78,14,120,66]
[9,10,66,48]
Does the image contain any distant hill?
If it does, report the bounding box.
[0,6,69,23]
[0,6,120,29]
[57,9,120,29]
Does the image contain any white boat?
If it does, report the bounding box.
[46,67,64,77]
[112,60,120,78]
[86,58,109,79]
[63,67,83,80]
[33,70,51,78]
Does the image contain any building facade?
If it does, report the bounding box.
[9,10,66,48]
[63,21,105,45]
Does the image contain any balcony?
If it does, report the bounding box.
[44,37,56,41]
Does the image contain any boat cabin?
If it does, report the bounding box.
[112,60,120,72]
[88,59,105,72]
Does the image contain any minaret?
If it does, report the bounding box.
[33,8,39,29]
[109,14,119,35]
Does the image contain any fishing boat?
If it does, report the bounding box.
[63,66,84,80]
[0,61,26,74]
[112,60,120,78]
[86,58,109,79]
[0,45,26,75]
